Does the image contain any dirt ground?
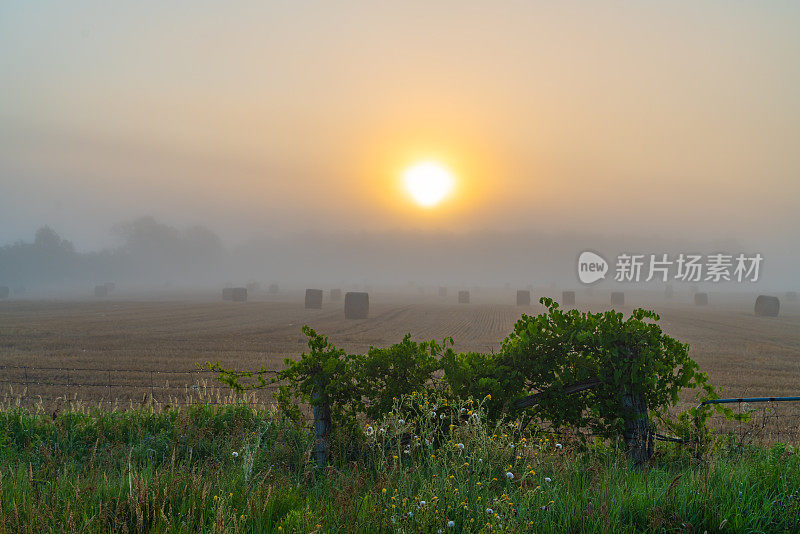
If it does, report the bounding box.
[1,288,798,442]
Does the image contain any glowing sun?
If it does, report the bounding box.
[402,161,455,207]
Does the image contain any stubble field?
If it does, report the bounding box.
[1,289,798,441]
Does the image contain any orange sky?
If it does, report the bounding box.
[1,2,799,246]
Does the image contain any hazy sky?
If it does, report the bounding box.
[2,1,799,250]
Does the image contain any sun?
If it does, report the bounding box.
[402,161,455,207]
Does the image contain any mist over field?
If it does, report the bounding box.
[1,2,799,293]
[0,217,795,293]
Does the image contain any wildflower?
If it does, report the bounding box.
[232,451,239,458]
[505,472,514,480]
[440,413,446,420]
[420,501,426,506]
[241,515,245,520]
[457,443,464,450]
[486,508,494,514]
[431,411,437,419]
[398,419,405,425]
[365,425,374,436]
[485,394,491,400]
[544,477,552,483]
[555,443,563,449]
[379,428,386,433]
[382,488,387,494]
[448,520,455,527]
[393,455,399,460]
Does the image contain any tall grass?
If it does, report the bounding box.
[1,395,798,533]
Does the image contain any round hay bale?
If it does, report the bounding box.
[610,291,625,306]
[786,291,798,301]
[0,286,9,299]
[305,288,323,309]
[664,284,674,299]
[438,286,448,298]
[345,292,369,319]
[222,287,233,301]
[754,295,779,317]
[268,284,279,294]
[562,290,576,306]
[330,288,342,301]
[94,285,108,298]
[694,292,708,306]
[516,290,531,306]
[231,287,248,302]
[458,290,470,304]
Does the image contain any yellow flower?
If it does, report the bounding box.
[485,394,491,400]
[229,492,233,497]
[393,455,398,459]
[382,488,387,493]
[241,515,245,520]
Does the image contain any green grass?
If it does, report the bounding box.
[0,400,798,533]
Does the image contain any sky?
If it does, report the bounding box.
[1,1,799,258]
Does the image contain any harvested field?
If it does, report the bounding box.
[1,294,799,440]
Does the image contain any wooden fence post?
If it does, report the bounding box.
[620,345,653,466]
[312,389,331,468]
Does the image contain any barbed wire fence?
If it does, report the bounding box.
[0,363,285,411]
[1,364,798,444]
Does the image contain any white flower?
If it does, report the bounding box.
[439,413,446,420]
[425,439,431,446]
[391,516,396,524]
[457,443,464,450]
[478,458,483,463]
[365,426,374,436]
[379,428,386,433]
[460,408,466,413]
[447,521,455,528]
[430,411,437,419]
[420,500,426,506]
[486,508,494,515]
[398,419,405,425]
[231,451,238,458]
[555,443,563,449]
[505,472,514,479]
[544,477,552,483]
